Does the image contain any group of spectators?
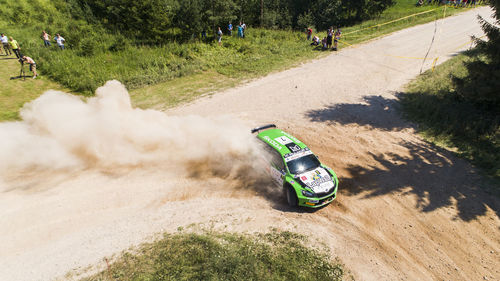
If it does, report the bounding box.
[41,31,66,50]
[307,27,342,51]
[1,33,20,58]
[0,30,66,79]
[1,33,37,78]
[215,21,247,45]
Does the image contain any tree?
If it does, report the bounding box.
[72,0,395,42]
[82,0,178,44]
[203,0,238,35]
[453,0,500,108]
[311,0,342,30]
[174,0,204,40]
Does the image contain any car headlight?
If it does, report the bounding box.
[301,190,316,197]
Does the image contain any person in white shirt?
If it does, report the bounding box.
[54,34,65,50]
[241,22,246,38]
[1,33,12,56]
[217,27,223,45]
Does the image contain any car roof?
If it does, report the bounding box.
[256,128,309,157]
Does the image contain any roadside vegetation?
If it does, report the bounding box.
[400,52,500,188]
[80,230,343,281]
[0,54,68,121]
[0,0,473,116]
[340,1,465,45]
[399,0,500,189]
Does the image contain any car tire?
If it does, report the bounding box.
[285,185,298,207]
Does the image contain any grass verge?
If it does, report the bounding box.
[130,1,470,109]
[0,1,475,118]
[79,230,343,281]
[399,51,499,191]
[340,1,467,45]
[0,55,69,121]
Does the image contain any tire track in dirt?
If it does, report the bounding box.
[168,6,499,280]
[1,7,498,281]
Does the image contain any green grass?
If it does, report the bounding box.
[80,230,343,281]
[399,51,500,190]
[0,0,476,117]
[0,55,69,120]
[130,1,472,109]
[340,1,467,45]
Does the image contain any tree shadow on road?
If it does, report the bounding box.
[305,96,500,222]
[306,95,411,131]
[343,140,499,222]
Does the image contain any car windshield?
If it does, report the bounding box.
[286,154,320,175]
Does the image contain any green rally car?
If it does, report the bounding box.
[251,124,338,208]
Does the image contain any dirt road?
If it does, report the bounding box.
[1,7,499,281]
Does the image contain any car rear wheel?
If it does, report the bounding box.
[285,185,298,207]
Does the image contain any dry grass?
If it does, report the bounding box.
[130,70,238,110]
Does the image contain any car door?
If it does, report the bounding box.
[269,148,285,186]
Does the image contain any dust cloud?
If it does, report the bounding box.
[0,80,269,190]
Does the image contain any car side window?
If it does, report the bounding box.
[259,141,286,172]
[270,148,285,171]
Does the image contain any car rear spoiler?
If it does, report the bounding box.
[251,124,276,134]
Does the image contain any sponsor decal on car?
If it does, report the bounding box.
[280,131,302,144]
[312,170,321,181]
[285,143,301,153]
[263,136,283,151]
[308,175,331,188]
[284,148,313,162]
[274,136,293,145]
[298,168,334,193]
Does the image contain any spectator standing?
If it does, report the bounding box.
[228,22,233,36]
[201,29,207,39]
[9,37,20,58]
[237,22,244,38]
[306,27,313,40]
[241,22,246,38]
[41,31,51,47]
[217,27,223,46]
[333,28,342,51]
[54,34,65,50]
[326,27,333,49]
[1,33,11,56]
[21,55,37,79]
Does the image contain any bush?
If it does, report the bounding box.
[78,39,97,57]
[108,36,129,52]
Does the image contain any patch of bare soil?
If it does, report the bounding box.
[0,7,498,281]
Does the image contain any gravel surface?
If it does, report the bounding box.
[1,7,498,281]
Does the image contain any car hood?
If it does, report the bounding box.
[297,167,334,194]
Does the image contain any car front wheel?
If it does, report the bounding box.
[285,185,298,207]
